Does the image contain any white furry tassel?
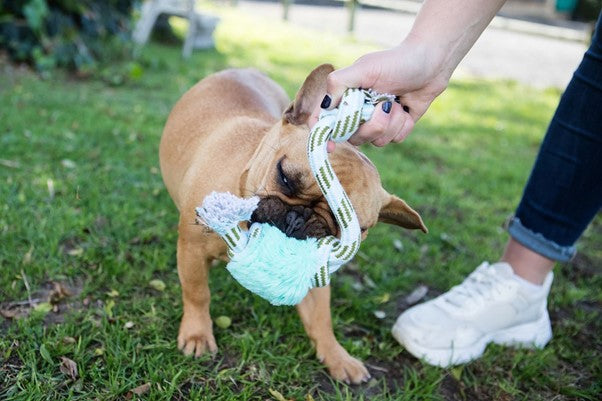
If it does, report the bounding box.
[195,192,259,236]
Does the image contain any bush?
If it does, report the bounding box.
[573,0,602,22]
[0,0,137,74]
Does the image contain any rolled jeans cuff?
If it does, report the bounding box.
[507,217,576,262]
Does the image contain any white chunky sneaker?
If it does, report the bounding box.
[392,262,553,368]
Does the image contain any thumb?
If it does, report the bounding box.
[323,57,378,110]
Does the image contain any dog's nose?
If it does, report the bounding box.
[285,210,305,237]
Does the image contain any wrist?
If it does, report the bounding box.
[394,36,452,89]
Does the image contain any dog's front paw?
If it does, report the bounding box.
[318,342,371,384]
[177,314,218,357]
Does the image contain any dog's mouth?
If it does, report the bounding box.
[250,196,337,240]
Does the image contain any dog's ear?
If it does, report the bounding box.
[284,63,334,126]
[379,193,428,233]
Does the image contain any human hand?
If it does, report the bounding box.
[311,38,451,151]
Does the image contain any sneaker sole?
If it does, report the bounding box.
[392,311,552,368]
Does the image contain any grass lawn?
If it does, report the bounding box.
[1,7,600,401]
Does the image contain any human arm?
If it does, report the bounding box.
[318,0,507,149]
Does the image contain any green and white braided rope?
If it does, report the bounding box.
[308,88,395,287]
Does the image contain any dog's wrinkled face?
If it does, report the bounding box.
[240,64,427,241]
[246,128,386,240]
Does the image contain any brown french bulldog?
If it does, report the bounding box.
[159,64,427,384]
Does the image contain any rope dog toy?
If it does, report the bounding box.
[196,89,395,306]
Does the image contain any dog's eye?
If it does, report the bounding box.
[276,158,295,194]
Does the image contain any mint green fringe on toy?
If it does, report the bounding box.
[227,222,331,306]
[196,191,332,306]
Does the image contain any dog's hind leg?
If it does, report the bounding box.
[296,286,371,384]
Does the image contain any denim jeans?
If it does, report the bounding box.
[508,12,602,262]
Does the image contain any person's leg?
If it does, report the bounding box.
[393,13,602,367]
[504,10,602,284]
[501,239,554,285]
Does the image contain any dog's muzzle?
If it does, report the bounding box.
[250,197,335,240]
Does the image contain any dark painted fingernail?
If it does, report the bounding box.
[382,101,392,114]
[403,105,410,113]
[320,95,331,109]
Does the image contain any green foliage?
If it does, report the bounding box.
[0,0,137,74]
[573,0,602,21]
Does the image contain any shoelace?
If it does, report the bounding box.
[442,263,514,310]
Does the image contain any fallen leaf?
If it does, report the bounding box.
[22,245,34,265]
[268,388,292,401]
[365,362,388,372]
[39,344,53,364]
[59,356,79,380]
[451,365,464,381]
[363,275,377,289]
[49,282,71,304]
[374,292,390,304]
[47,178,55,199]
[351,281,364,291]
[104,299,115,318]
[61,159,76,169]
[124,321,134,329]
[0,309,18,319]
[148,279,166,292]
[106,289,119,298]
[94,347,105,356]
[33,302,53,314]
[214,315,231,329]
[127,382,151,398]
[67,247,83,256]
[373,310,386,319]
[62,336,76,345]
[404,285,428,306]
[306,394,316,401]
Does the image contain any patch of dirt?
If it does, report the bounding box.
[562,252,601,282]
[0,279,85,330]
[438,373,480,401]
[362,357,409,396]
[0,341,24,396]
[58,235,87,256]
[309,355,485,400]
[173,352,245,400]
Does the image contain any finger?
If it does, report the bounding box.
[323,59,377,110]
[392,117,414,142]
[392,106,415,143]
[347,101,397,146]
[371,102,410,147]
[327,141,336,153]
